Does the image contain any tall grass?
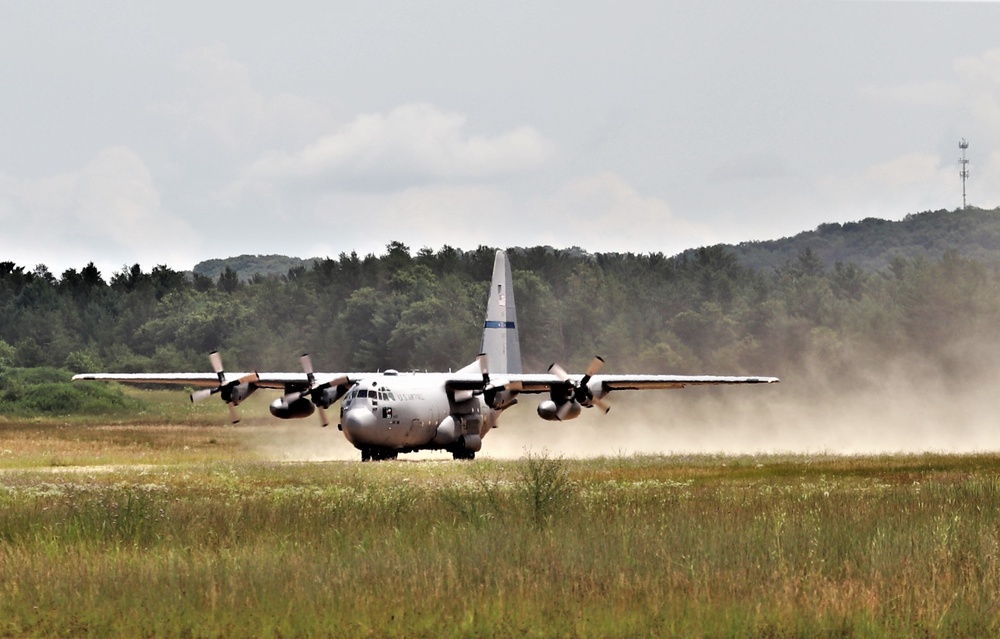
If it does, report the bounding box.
[1,450,999,636]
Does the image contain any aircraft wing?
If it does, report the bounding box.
[70,372,352,390]
[502,373,779,393]
[596,374,779,391]
[72,371,778,392]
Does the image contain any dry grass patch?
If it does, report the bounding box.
[1,420,1000,637]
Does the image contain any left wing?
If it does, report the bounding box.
[503,373,779,393]
[71,372,328,390]
[487,356,779,420]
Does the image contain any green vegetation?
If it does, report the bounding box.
[0,367,143,417]
[0,422,998,637]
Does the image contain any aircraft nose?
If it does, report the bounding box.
[341,408,376,442]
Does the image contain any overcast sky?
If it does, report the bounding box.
[1,0,999,276]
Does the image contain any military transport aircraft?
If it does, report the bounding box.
[73,250,778,460]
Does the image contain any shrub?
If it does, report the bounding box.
[0,367,142,415]
[517,450,575,530]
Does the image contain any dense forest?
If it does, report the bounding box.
[3,208,1000,404]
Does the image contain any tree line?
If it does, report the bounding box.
[2,240,999,393]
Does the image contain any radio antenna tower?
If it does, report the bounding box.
[959,138,970,210]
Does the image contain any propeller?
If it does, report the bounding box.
[190,350,259,423]
[548,355,610,416]
[281,354,348,427]
[476,353,523,409]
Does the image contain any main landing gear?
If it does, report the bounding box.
[360,448,398,462]
[358,447,477,461]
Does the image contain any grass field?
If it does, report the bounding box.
[1,389,999,637]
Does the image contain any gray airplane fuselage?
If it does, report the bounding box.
[338,371,499,459]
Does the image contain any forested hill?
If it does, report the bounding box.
[692,207,1000,271]
[193,248,594,283]
[193,255,315,282]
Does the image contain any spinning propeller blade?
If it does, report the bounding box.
[547,355,611,414]
[282,353,347,427]
[477,353,522,409]
[191,388,214,403]
[189,351,258,423]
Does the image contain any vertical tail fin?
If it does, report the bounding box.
[480,250,522,374]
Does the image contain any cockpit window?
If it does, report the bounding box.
[343,387,395,403]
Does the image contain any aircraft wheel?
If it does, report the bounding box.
[362,448,398,461]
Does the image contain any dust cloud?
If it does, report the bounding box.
[482,387,996,459]
[483,350,1000,459]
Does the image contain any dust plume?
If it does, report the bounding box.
[243,423,362,462]
[484,346,1000,459]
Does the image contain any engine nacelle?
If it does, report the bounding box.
[269,397,317,420]
[315,386,347,409]
[537,399,582,421]
[225,383,257,405]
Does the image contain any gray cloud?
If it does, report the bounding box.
[0,147,200,274]
[241,103,554,192]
